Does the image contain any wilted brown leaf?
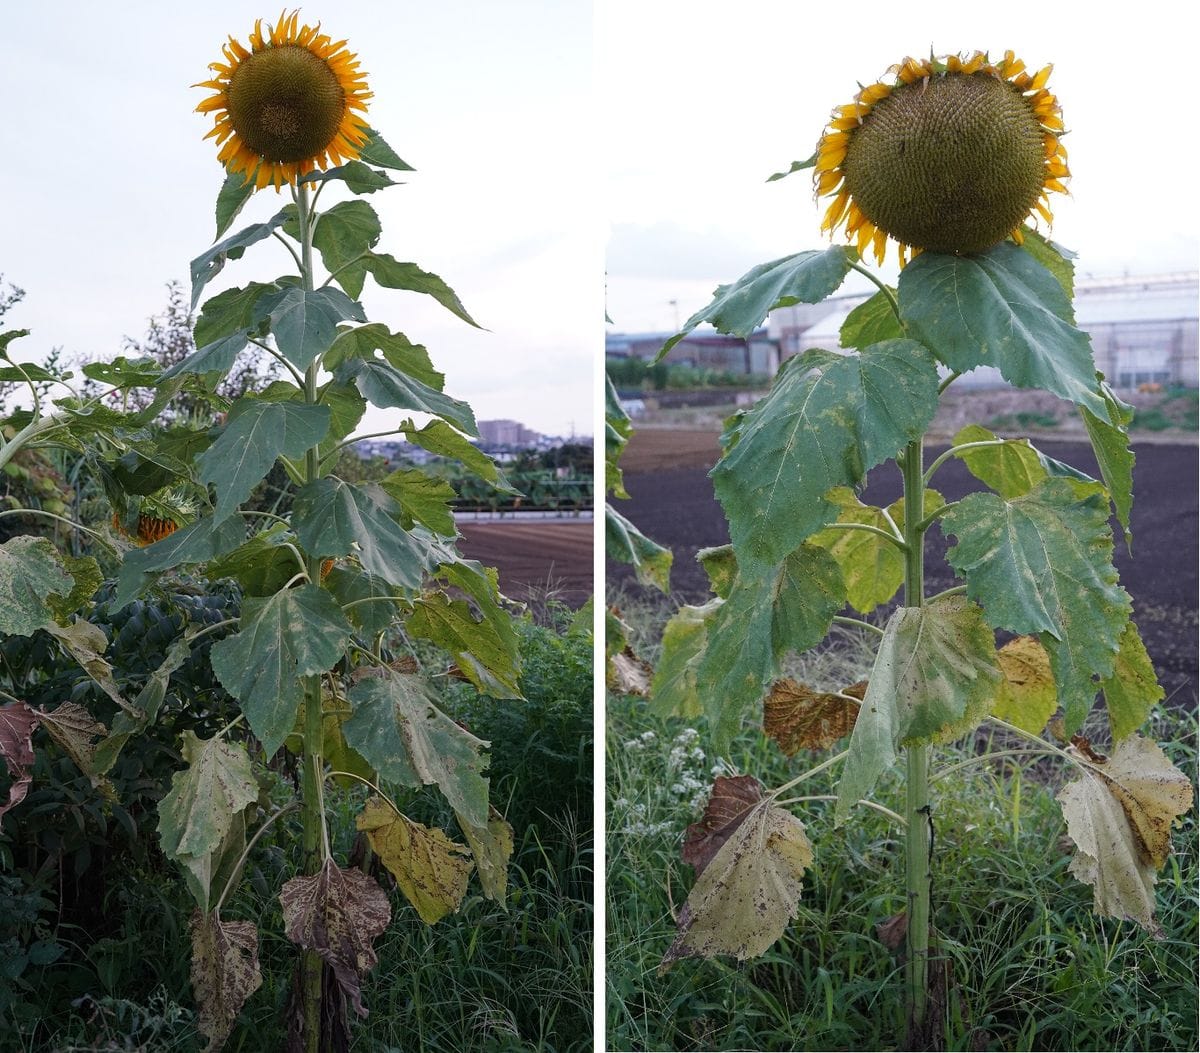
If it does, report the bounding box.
[682,774,764,874]
[0,701,39,820]
[662,802,813,969]
[763,679,864,754]
[607,648,652,696]
[279,859,392,1017]
[356,797,472,925]
[36,703,108,786]
[876,910,907,952]
[190,909,262,1052]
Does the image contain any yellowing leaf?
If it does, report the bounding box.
[763,679,863,755]
[992,636,1056,734]
[456,806,514,906]
[648,600,719,720]
[190,910,262,1052]
[44,620,127,711]
[356,797,472,924]
[36,703,108,789]
[662,802,813,969]
[279,859,392,1017]
[1102,620,1163,741]
[1058,735,1193,935]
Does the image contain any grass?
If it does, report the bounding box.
[606,587,1199,1052]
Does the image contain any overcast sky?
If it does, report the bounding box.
[600,0,1200,334]
[4,1,597,440]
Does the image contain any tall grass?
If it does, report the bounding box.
[606,588,1198,1052]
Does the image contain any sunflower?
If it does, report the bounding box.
[814,50,1069,266]
[195,10,372,190]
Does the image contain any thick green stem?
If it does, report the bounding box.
[901,439,932,1038]
[295,181,325,1053]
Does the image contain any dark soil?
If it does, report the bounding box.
[608,431,1198,707]
[459,518,592,611]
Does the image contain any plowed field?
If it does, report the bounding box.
[459,518,593,610]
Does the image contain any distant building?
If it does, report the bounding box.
[478,419,542,446]
[606,329,778,375]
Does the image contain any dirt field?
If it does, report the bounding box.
[609,428,1198,707]
[459,518,593,611]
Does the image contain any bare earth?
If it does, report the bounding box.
[459,519,593,610]
[609,428,1199,707]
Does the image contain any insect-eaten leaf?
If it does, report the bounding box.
[0,701,40,820]
[356,797,473,925]
[992,635,1057,734]
[456,806,514,906]
[1058,735,1193,936]
[662,800,813,970]
[279,859,392,1017]
[764,678,864,755]
[190,910,262,1052]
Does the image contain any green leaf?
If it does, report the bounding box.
[951,424,1050,499]
[0,329,31,355]
[45,554,103,623]
[835,596,1001,823]
[810,487,943,614]
[1081,382,1135,549]
[194,282,276,348]
[898,243,1109,421]
[379,468,457,536]
[605,505,672,593]
[712,341,941,576]
[400,419,519,494]
[344,671,489,824]
[356,129,415,171]
[407,591,522,698]
[313,200,382,297]
[157,731,258,908]
[698,544,845,750]
[649,600,720,720]
[209,585,352,759]
[0,359,60,383]
[214,170,256,240]
[658,246,853,361]
[206,525,303,597]
[82,357,162,388]
[1018,226,1076,305]
[430,556,521,685]
[356,253,481,329]
[765,154,817,182]
[292,478,442,589]
[1102,620,1163,741]
[325,324,442,389]
[197,399,331,522]
[604,375,632,498]
[840,288,902,349]
[323,565,398,638]
[0,537,73,636]
[255,286,366,369]
[161,331,250,383]
[942,479,1131,733]
[299,160,399,194]
[190,208,290,308]
[456,806,513,906]
[335,357,477,435]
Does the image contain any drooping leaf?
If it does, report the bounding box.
[190,910,263,1052]
[605,505,672,593]
[178,808,250,918]
[840,288,903,349]
[400,419,519,493]
[43,620,126,710]
[898,243,1110,421]
[657,246,853,361]
[1018,226,1076,304]
[197,399,331,522]
[681,774,764,874]
[835,597,1001,823]
[206,525,302,597]
[209,585,353,758]
[455,806,514,906]
[648,600,719,720]
[1101,620,1163,742]
[334,357,477,435]
[254,286,366,369]
[113,515,246,611]
[0,702,39,820]
[379,468,457,536]
[312,200,381,297]
[344,671,490,825]
[712,342,941,575]
[1081,381,1136,549]
[279,859,392,1017]
[0,536,73,636]
[325,324,442,388]
[45,555,103,623]
[190,208,290,308]
[35,703,108,785]
[292,478,442,589]
[157,731,258,904]
[407,591,522,699]
[356,797,473,925]
[604,374,633,498]
[662,802,813,968]
[992,636,1057,734]
[763,679,864,755]
[698,544,846,750]
[1058,735,1193,935]
[810,487,943,614]
[942,479,1131,733]
[194,282,277,348]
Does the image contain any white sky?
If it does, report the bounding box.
[599,0,1200,334]
[4,1,598,440]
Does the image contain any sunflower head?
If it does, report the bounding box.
[196,9,373,190]
[814,51,1069,265]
